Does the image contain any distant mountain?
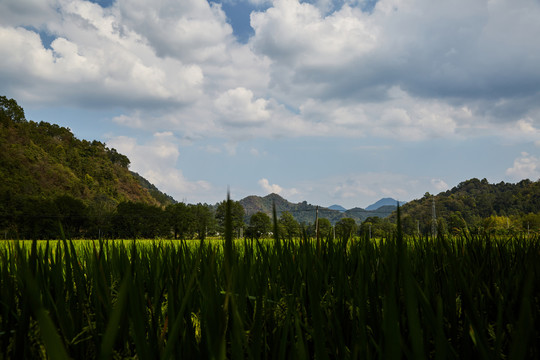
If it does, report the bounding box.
[239,194,395,224]
[240,193,327,223]
[366,198,406,211]
[328,204,347,212]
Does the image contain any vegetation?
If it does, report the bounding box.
[0,96,174,238]
[397,178,540,236]
[2,95,540,358]
[2,95,539,242]
[246,211,271,240]
[1,228,538,358]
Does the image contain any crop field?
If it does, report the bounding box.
[0,217,539,358]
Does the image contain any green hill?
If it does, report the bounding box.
[0,96,174,208]
[396,178,540,235]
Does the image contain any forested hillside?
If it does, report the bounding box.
[0,96,175,238]
[396,178,540,235]
[2,96,538,239]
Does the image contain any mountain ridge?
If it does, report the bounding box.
[366,198,407,211]
[238,193,396,224]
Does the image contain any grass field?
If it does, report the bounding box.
[0,212,539,359]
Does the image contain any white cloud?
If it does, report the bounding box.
[259,178,283,194]
[215,87,271,126]
[1,0,540,144]
[116,0,234,63]
[431,178,449,192]
[258,178,298,197]
[0,1,205,106]
[506,152,540,181]
[106,133,212,201]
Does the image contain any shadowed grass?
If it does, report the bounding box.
[0,210,538,358]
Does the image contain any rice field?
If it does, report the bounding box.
[0,209,539,359]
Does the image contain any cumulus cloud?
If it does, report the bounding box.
[258,178,298,197]
[1,0,540,143]
[248,0,540,138]
[506,152,540,181]
[215,87,271,126]
[106,132,212,201]
[431,178,449,192]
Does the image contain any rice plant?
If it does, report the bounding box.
[0,208,538,359]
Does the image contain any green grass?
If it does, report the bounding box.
[0,231,538,359]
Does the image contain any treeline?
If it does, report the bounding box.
[0,194,375,240]
[2,193,538,240]
[0,193,212,240]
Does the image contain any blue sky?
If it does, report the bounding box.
[1,0,539,208]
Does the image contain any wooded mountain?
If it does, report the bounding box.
[3,96,538,238]
[396,178,540,234]
[239,193,396,225]
[0,96,174,208]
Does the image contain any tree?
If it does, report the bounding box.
[16,197,59,240]
[107,148,130,168]
[279,211,300,240]
[317,218,332,239]
[54,195,88,239]
[307,218,333,239]
[113,202,167,239]
[190,203,214,240]
[0,96,26,125]
[215,199,245,237]
[247,212,271,240]
[335,218,357,240]
[166,202,193,239]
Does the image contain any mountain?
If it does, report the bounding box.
[239,193,395,224]
[396,178,540,234]
[366,198,406,211]
[239,193,329,224]
[328,204,347,212]
[0,96,174,208]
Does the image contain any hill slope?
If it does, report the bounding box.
[0,96,174,208]
[397,178,540,234]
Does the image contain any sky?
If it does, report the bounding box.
[1,0,539,209]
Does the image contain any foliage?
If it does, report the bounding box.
[359,216,396,238]
[189,203,215,240]
[335,217,358,240]
[0,96,173,212]
[246,211,271,239]
[278,211,300,240]
[215,199,245,237]
[396,178,540,236]
[316,218,332,239]
[166,202,194,240]
[1,232,539,359]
